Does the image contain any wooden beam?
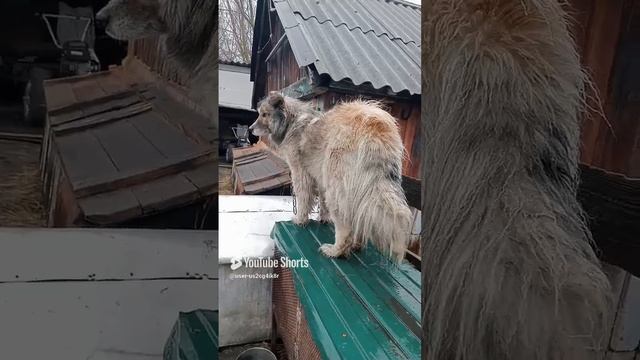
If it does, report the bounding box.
[72,150,216,198]
[53,103,153,135]
[578,164,640,276]
[0,132,42,144]
[402,175,421,210]
[413,165,640,276]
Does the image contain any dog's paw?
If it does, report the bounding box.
[319,244,344,258]
[318,209,331,223]
[293,215,309,227]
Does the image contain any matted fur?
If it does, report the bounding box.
[97,0,218,121]
[250,93,413,261]
[421,1,612,359]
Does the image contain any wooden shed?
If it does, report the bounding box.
[251,0,421,178]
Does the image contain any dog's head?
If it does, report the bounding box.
[96,0,166,41]
[250,92,290,144]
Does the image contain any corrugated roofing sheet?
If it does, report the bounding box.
[271,220,421,359]
[273,0,421,95]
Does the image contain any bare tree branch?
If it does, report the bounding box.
[219,0,256,64]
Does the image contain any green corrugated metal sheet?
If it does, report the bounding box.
[271,221,421,360]
[163,309,218,360]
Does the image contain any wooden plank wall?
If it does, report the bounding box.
[128,38,188,87]
[266,19,303,93]
[570,0,640,177]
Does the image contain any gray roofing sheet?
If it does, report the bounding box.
[273,0,421,95]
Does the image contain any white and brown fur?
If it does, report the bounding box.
[250,92,413,261]
[422,1,612,359]
[96,0,218,122]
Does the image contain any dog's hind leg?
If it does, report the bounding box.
[319,219,354,258]
[291,169,314,226]
[317,191,331,223]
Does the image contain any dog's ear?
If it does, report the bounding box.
[267,91,284,108]
[269,108,288,145]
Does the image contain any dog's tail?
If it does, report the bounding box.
[350,173,413,262]
[422,1,612,359]
[338,103,413,262]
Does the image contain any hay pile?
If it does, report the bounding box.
[0,140,46,227]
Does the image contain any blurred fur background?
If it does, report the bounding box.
[421,1,612,359]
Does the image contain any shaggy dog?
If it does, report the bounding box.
[250,92,412,261]
[421,1,612,359]
[96,0,218,123]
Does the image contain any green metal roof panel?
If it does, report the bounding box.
[164,309,218,360]
[271,221,421,360]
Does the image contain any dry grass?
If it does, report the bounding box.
[219,164,234,195]
[0,140,46,227]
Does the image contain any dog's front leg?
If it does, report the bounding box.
[291,170,314,226]
[319,220,353,258]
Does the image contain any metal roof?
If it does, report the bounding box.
[271,220,421,359]
[272,0,421,95]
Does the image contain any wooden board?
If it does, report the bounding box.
[44,82,76,112]
[91,120,167,172]
[71,150,214,198]
[184,163,219,196]
[578,164,640,277]
[133,175,201,215]
[130,111,204,158]
[55,131,119,184]
[71,78,107,103]
[78,189,142,225]
[53,102,153,134]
